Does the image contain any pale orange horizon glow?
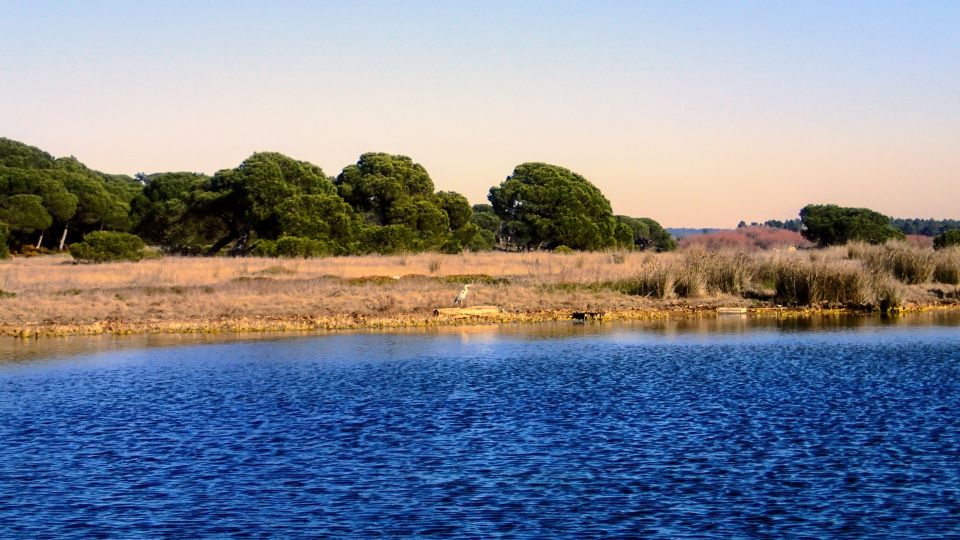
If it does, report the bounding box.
[2,1,957,227]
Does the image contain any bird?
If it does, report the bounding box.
[454,284,472,306]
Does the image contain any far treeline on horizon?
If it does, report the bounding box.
[1,137,959,262]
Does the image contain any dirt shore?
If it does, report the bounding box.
[4,305,960,339]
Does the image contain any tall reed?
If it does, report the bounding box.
[850,241,935,284]
[934,248,960,285]
[774,260,873,306]
[618,263,675,299]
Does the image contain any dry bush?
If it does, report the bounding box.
[851,242,935,284]
[615,263,676,299]
[702,251,753,295]
[905,235,934,249]
[846,241,872,261]
[616,250,755,299]
[774,259,873,306]
[872,275,906,312]
[672,250,707,298]
[679,226,811,251]
[934,248,960,285]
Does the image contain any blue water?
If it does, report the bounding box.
[2,317,960,538]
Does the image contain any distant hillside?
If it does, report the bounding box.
[679,226,811,251]
[666,228,727,239]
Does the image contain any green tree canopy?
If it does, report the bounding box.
[0,194,52,234]
[612,216,676,251]
[0,139,138,252]
[0,167,79,223]
[615,216,650,248]
[488,162,619,250]
[51,157,136,232]
[335,153,478,253]
[639,217,677,252]
[436,191,472,231]
[471,203,500,232]
[0,221,8,258]
[276,194,363,254]
[436,191,480,251]
[205,152,336,254]
[130,172,224,253]
[800,204,904,247]
[335,153,435,226]
[60,174,115,227]
[0,137,58,169]
[934,230,960,250]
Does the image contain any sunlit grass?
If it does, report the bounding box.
[0,242,956,335]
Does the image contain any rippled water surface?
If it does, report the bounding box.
[2,314,960,538]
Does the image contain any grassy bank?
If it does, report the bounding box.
[1,245,958,337]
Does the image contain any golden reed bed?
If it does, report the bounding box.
[0,248,957,338]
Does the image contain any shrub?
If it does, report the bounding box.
[69,232,146,263]
[249,239,277,257]
[0,221,8,259]
[441,274,510,285]
[465,229,496,252]
[439,239,462,254]
[934,230,960,250]
[273,236,330,258]
[361,225,419,254]
[553,245,574,254]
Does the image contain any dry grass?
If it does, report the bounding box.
[934,248,960,285]
[849,241,935,284]
[0,246,956,335]
[0,252,672,326]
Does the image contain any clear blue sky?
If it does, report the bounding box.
[1,1,957,227]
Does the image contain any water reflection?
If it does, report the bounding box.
[1,311,959,365]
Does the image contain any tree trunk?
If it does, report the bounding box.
[59,225,69,251]
[36,232,44,250]
[228,230,250,257]
[207,232,237,256]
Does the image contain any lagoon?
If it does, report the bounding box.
[2,314,960,537]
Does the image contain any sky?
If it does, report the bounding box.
[1,1,957,227]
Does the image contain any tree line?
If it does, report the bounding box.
[751,205,959,249]
[0,138,675,258]
[757,213,960,238]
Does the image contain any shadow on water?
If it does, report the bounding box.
[2,310,959,365]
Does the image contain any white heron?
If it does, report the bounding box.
[454,284,472,306]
